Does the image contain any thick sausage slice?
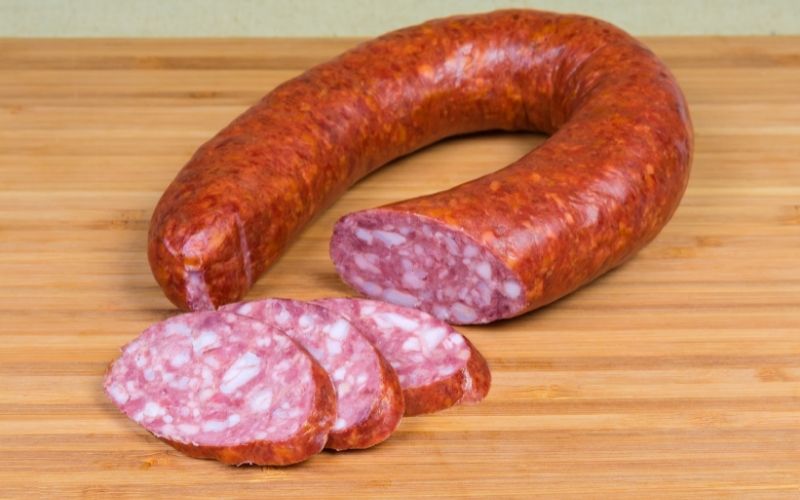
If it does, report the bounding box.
[103,311,336,466]
[148,10,692,320]
[314,298,490,415]
[222,299,404,449]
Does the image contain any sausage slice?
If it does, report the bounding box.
[104,311,336,465]
[314,298,490,415]
[223,299,404,449]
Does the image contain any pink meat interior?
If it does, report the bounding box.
[226,299,382,433]
[315,298,471,389]
[104,311,314,447]
[330,210,526,324]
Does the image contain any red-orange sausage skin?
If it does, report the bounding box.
[325,352,404,449]
[402,337,491,416]
[148,10,692,317]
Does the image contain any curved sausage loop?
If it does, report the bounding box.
[148,10,692,323]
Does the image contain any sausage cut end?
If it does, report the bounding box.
[331,209,526,324]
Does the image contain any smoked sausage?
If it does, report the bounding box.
[148,10,692,322]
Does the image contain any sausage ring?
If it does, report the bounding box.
[148,10,692,323]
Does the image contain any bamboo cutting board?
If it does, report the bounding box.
[1,36,799,498]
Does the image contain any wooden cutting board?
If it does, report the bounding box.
[1,36,798,498]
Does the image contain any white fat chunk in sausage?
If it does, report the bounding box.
[274,307,291,325]
[464,244,479,258]
[249,389,274,412]
[134,353,147,368]
[201,419,228,433]
[502,280,523,299]
[143,401,166,421]
[374,229,406,246]
[170,376,191,391]
[274,359,291,372]
[355,227,373,244]
[297,314,314,330]
[333,418,347,430]
[475,261,493,280]
[272,333,289,348]
[421,327,448,351]
[361,280,383,296]
[165,322,191,337]
[107,384,129,404]
[354,253,381,273]
[326,338,343,355]
[220,351,261,395]
[378,312,419,332]
[402,270,426,289]
[371,313,393,330]
[192,330,220,354]
[178,423,199,435]
[170,351,190,368]
[236,303,253,315]
[227,413,241,427]
[383,288,419,308]
[438,365,458,376]
[144,368,156,381]
[476,282,493,307]
[432,305,450,321]
[126,338,144,354]
[327,319,350,340]
[451,303,478,323]
[402,337,421,351]
[443,235,460,255]
[332,367,347,381]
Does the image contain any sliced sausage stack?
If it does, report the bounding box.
[104,298,490,466]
